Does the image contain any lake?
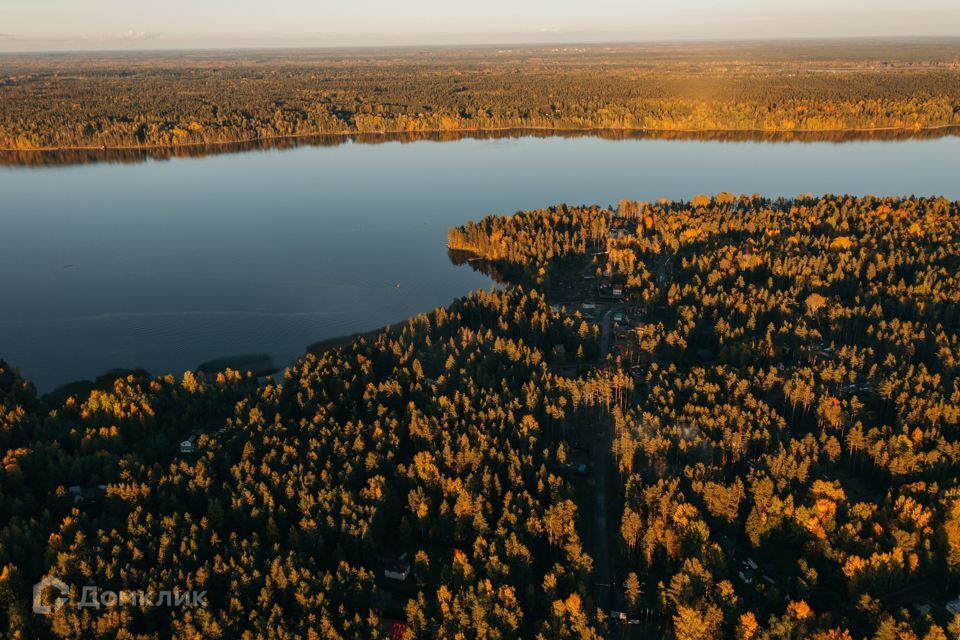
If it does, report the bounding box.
[2,133,960,391]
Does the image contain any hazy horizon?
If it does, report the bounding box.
[2,0,960,53]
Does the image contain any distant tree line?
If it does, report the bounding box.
[1,43,960,151]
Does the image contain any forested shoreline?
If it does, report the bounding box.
[3,193,960,639]
[2,41,960,153]
[5,125,960,168]
[1,287,606,638]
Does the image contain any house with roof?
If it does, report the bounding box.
[180,435,198,454]
[384,553,411,582]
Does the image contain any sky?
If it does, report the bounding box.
[1,0,959,52]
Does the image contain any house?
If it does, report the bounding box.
[612,286,623,298]
[381,619,408,640]
[180,435,197,454]
[390,623,408,640]
[947,596,960,616]
[68,485,107,504]
[384,553,411,582]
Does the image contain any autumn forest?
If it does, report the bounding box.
[2,41,960,153]
[3,31,960,640]
[3,192,960,639]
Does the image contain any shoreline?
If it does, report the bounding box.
[0,123,960,159]
[39,325,392,402]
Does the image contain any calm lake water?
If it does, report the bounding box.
[2,134,960,390]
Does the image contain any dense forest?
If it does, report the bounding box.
[3,193,960,639]
[2,286,609,638]
[448,193,960,639]
[1,41,960,152]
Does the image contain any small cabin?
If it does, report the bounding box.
[947,596,960,617]
[180,435,198,454]
[68,485,106,504]
[391,623,408,640]
[384,553,411,582]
